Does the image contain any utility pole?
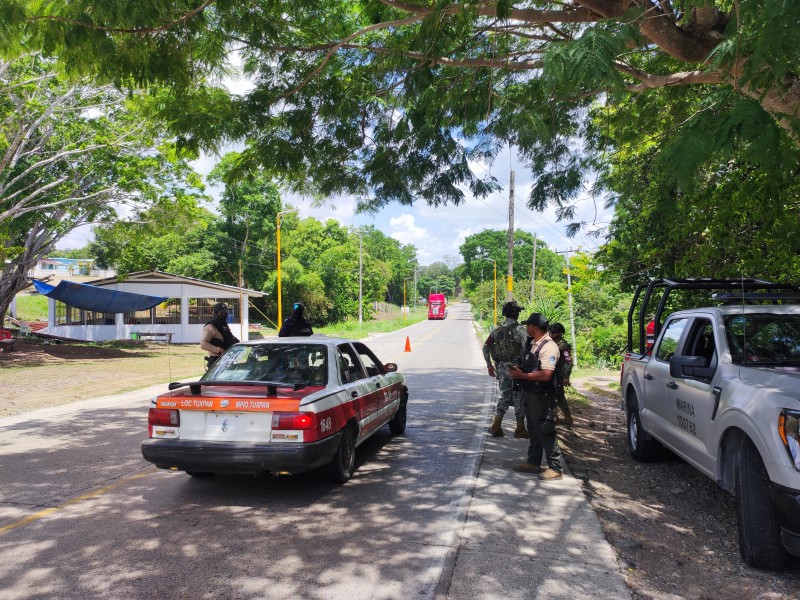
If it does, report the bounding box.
[413,264,417,312]
[556,248,578,368]
[530,232,537,304]
[506,170,515,301]
[358,230,363,325]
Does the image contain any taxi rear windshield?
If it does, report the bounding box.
[204,343,328,385]
[724,314,800,366]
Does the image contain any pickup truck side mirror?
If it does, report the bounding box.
[669,355,716,380]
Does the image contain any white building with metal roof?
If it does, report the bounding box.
[42,270,265,344]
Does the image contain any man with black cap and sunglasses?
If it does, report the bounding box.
[279,302,314,337]
[507,312,563,481]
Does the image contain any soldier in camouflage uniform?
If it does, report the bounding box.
[482,301,529,438]
[549,322,574,427]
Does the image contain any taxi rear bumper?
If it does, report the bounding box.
[141,432,342,475]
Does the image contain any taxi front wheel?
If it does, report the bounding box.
[326,426,356,484]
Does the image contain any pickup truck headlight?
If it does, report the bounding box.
[778,410,800,471]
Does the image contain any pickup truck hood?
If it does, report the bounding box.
[738,366,800,403]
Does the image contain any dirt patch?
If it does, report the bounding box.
[562,376,800,599]
[0,338,206,417]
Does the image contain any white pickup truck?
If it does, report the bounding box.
[620,278,800,570]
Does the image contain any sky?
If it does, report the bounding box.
[56,59,612,266]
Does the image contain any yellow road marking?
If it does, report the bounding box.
[0,468,156,535]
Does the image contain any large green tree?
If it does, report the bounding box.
[591,85,800,285]
[90,194,217,278]
[0,53,202,322]
[207,152,282,289]
[459,229,564,292]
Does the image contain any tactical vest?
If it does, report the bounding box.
[517,337,557,392]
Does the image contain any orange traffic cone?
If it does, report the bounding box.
[404,336,412,352]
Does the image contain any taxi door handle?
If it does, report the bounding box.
[351,390,358,398]
[666,381,678,390]
[375,382,382,389]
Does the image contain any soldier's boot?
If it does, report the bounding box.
[513,419,529,438]
[488,415,505,437]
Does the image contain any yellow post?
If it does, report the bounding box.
[277,213,283,327]
[276,208,298,327]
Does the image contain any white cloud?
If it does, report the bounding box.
[388,214,426,244]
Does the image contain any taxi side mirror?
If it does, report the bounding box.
[384,362,398,373]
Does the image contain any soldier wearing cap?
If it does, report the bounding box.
[549,322,574,428]
[482,300,528,438]
[200,302,240,369]
[508,312,563,481]
[278,302,314,337]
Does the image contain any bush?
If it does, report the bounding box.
[577,324,627,368]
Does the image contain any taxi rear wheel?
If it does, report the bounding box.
[326,425,356,484]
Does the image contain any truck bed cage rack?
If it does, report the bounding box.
[627,278,800,355]
[711,292,800,302]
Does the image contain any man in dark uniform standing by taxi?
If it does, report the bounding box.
[508,313,563,481]
[279,302,314,337]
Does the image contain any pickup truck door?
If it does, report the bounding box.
[659,317,720,476]
[642,317,689,441]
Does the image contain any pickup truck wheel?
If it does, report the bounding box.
[627,404,660,462]
[326,426,356,484]
[734,440,787,570]
[389,393,408,434]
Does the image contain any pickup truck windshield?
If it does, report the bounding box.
[724,314,800,366]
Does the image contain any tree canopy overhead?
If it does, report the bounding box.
[4,1,798,223]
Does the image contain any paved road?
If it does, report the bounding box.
[0,303,629,599]
[0,303,487,598]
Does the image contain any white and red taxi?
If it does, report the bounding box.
[141,338,408,483]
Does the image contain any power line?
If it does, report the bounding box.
[470,159,597,251]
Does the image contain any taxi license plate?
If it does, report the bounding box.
[204,412,271,442]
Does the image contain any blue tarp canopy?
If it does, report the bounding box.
[33,279,168,313]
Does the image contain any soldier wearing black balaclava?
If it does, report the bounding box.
[200,302,240,369]
[278,302,314,337]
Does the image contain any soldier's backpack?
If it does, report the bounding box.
[490,323,523,363]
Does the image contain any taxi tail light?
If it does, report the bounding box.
[778,410,800,471]
[272,412,316,430]
[149,408,180,427]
